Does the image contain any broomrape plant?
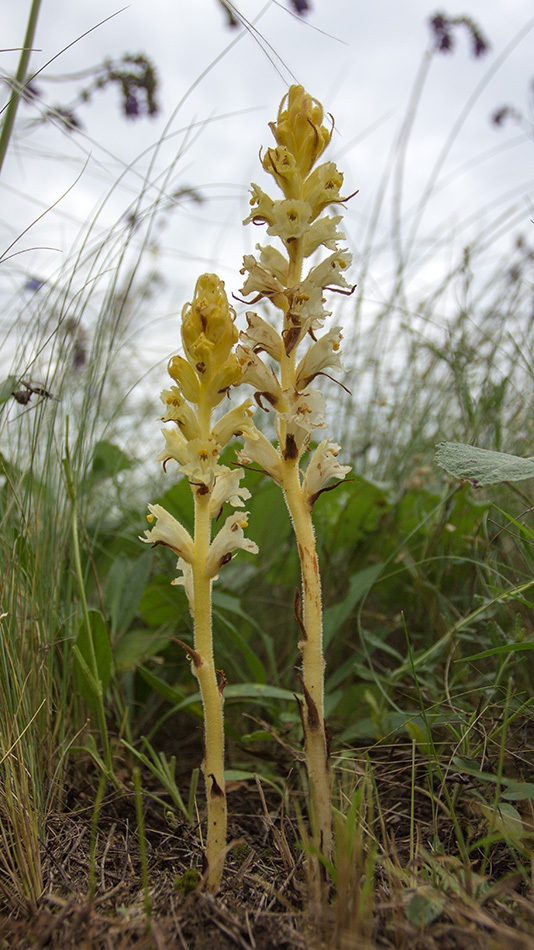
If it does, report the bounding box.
[142,274,258,889]
[235,85,354,863]
[143,85,353,887]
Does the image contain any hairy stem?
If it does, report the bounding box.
[192,490,226,889]
[282,459,332,861]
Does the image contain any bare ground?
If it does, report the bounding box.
[2,733,534,950]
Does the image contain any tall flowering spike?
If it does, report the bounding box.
[236,85,355,873]
[142,273,257,891]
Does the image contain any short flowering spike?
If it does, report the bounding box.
[143,273,258,890]
[181,273,238,374]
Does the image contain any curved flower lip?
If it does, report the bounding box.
[141,504,194,561]
[302,440,351,506]
[240,312,283,361]
[211,399,257,448]
[295,327,344,389]
[159,387,202,440]
[239,254,288,310]
[204,512,258,578]
[157,427,190,468]
[235,345,284,409]
[172,558,194,613]
[306,249,353,289]
[237,431,284,485]
[209,467,251,518]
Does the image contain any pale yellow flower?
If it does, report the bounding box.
[240,312,284,361]
[276,388,326,457]
[167,355,201,403]
[237,431,284,484]
[209,467,251,517]
[303,162,344,218]
[211,400,258,448]
[141,504,194,561]
[306,249,353,289]
[239,254,288,309]
[302,440,351,506]
[266,199,313,244]
[160,387,202,440]
[235,345,284,409]
[300,216,346,258]
[157,431,220,489]
[204,513,258,578]
[295,327,344,389]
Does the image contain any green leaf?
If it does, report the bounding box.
[74,610,113,713]
[137,665,197,713]
[463,641,534,661]
[406,891,443,927]
[501,782,534,801]
[89,441,134,482]
[406,721,431,754]
[138,665,300,714]
[223,683,299,703]
[324,563,384,648]
[0,377,18,404]
[139,573,188,628]
[435,442,534,487]
[104,553,153,636]
[114,629,171,672]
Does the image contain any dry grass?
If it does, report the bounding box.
[2,721,534,950]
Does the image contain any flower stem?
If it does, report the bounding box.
[192,490,226,889]
[281,459,332,862]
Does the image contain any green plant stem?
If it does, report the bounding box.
[133,767,152,922]
[282,458,332,862]
[0,0,42,176]
[192,490,226,890]
[70,507,114,778]
[63,436,114,781]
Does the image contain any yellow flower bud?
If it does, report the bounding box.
[181,274,238,375]
[268,85,332,179]
[168,355,201,403]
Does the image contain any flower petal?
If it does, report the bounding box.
[141,504,194,561]
[204,512,258,577]
[302,440,351,505]
[209,467,251,517]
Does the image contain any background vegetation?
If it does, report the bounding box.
[1,3,534,948]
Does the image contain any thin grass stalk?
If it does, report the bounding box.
[0,0,43,175]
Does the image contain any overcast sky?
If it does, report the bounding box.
[2,0,534,371]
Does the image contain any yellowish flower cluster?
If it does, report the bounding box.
[236,85,352,506]
[142,274,259,611]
